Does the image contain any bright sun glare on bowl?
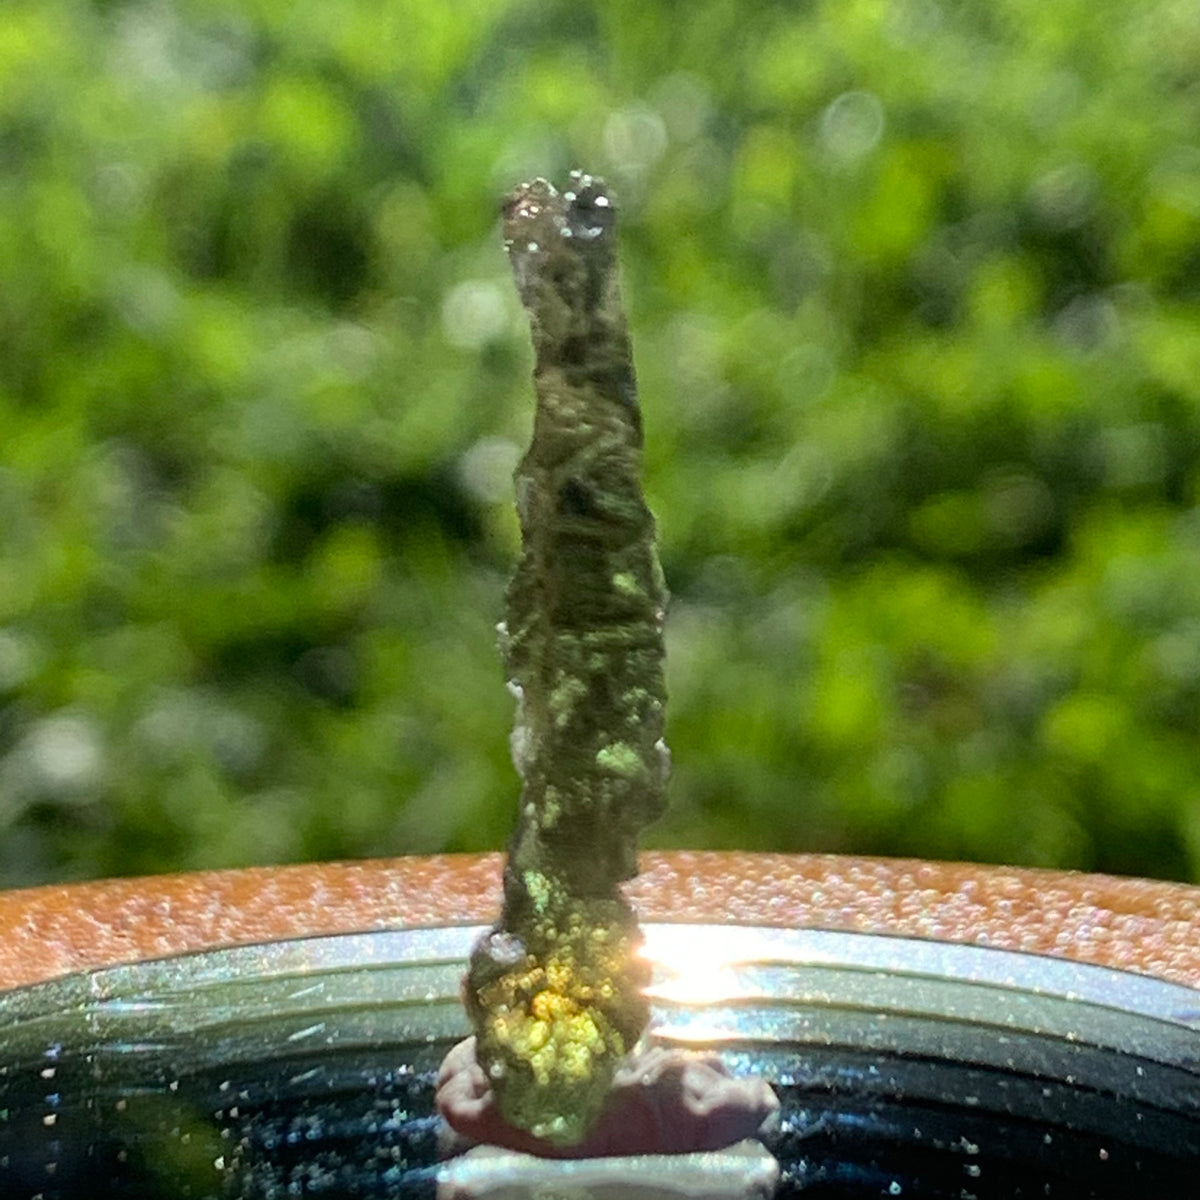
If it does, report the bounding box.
[641,925,752,1007]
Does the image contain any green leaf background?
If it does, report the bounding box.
[3,0,1200,884]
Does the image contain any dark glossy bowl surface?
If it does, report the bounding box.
[1,922,1199,1198]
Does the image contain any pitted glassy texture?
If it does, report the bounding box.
[464,173,668,1145]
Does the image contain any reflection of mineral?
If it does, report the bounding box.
[462,172,670,1146]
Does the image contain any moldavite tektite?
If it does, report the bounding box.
[464,172,670,1146]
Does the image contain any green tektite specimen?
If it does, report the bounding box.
[464,172,669,1145]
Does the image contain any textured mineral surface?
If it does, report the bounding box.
[454,172,670,1146]
[437,1039,779,1159]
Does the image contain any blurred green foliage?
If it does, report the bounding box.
[2,0,1200,886]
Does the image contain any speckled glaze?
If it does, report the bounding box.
[0,851,1198,991]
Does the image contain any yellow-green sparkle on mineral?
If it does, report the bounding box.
[464,172,669,1146]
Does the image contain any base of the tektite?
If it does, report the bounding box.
[437,1139,779,1199]
[436,1038,780,1157]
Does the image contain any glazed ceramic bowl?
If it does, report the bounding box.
[1,852,1198,1198]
